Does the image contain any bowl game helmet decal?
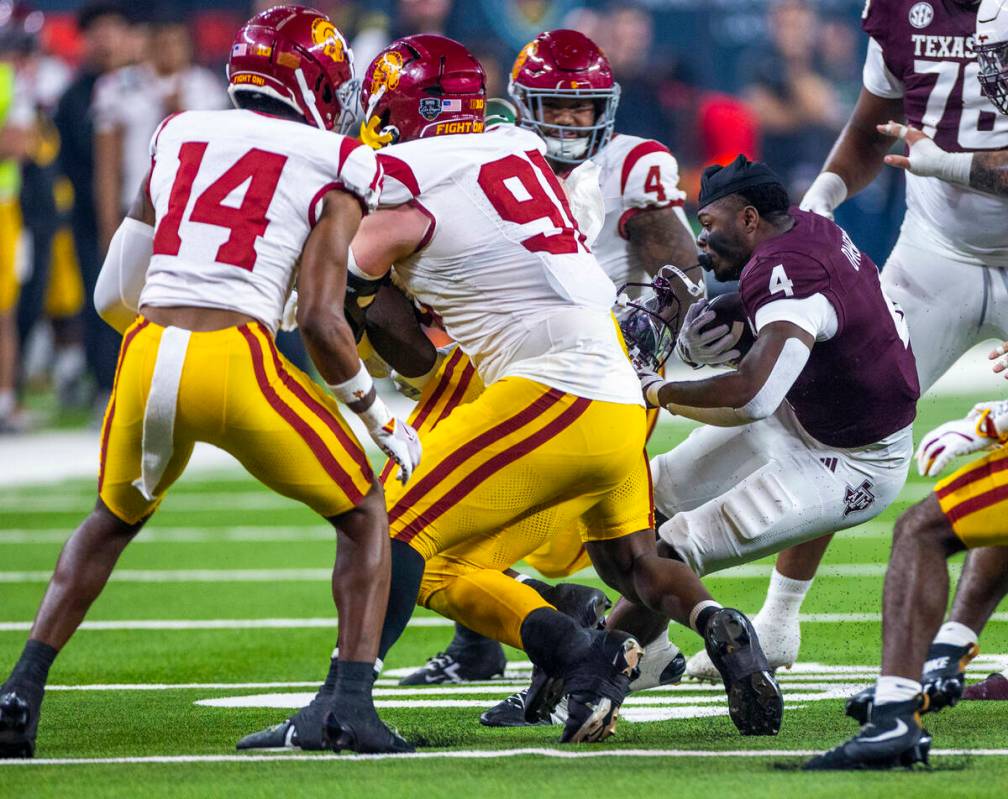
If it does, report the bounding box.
[226,5,357,132]
[358,34,486,148]
[508,29,621,165]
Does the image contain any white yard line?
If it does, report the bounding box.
[0,563,960,584]
[1,492,301,513]
[3,748,1008,766]
[0,527,332,545]
[2,611,1006,632]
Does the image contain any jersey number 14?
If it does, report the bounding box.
[153,142,288,271]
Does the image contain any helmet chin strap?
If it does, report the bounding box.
[295,67,327,129]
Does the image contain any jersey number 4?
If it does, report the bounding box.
[153,142,288,271]
[477,150,587,255]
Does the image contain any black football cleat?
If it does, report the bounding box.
[399,636,507,686]
[322,701,414,755]
[533,582,611,630]
[480,688,551,727]
[846,641,980,724]
[560,629,642,743]
[703,608,783,736]
[804,697,931,771]
[237,686,334,750]
[0,685,41,759]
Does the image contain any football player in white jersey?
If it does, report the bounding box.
[0,7,422,759]
[246,34,782,746]
[398,30,705,706]
[688,0,1008,683]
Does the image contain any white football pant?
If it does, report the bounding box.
[652,403,911,577]
[881,236,1008,393]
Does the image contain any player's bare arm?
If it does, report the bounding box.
[644,321,813,423]
[625,206,702,312]
[350,204,432,279]
[802,89,904,216]
[364,282,438,378]
[970,151,1008,196]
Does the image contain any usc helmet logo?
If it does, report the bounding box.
[311,18,346,63]
[370,50,404,96]
[511,41,536,81]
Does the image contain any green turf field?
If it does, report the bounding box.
[2,392,1007,798]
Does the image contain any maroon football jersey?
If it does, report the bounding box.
[862,0,1008,153]
[740,209,920,448]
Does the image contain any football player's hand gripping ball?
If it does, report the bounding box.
[991,340,1008,378]
[675,300,741,368]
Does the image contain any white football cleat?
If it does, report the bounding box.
[629,637,686,692]
[686,609,800,683]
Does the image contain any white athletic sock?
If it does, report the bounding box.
[755,568,813,623]
[874,675,922,706]
[933,621,978,649]
[689,600,722,634]
[644,632,674,653]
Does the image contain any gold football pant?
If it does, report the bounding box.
[99,318,374,524]
[384,374,652,647]
[935,445,1008,547]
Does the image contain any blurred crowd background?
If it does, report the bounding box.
[0,0,905,433]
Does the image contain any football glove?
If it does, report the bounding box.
[636,364,666,409]
[675,299,741,368]
[915,401,1008,478]
[991,341,1008,378]
[799,172,847,220]
[364,408,422,485]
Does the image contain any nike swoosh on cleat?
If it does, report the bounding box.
[859,719,908,744]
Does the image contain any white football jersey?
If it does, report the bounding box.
[589,133,691,290]
[377,125,642,406]
[141,110,380,331]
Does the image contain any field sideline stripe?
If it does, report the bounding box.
[3,748,1008,766]
[3,612,1007,632]
[0,563,965,583]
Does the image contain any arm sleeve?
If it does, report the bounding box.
[753,293,838,341]
[662,337,812,426]
[94,217,154,333]
[862,37,904,100]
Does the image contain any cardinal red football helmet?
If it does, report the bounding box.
[226,5,356,132]
[508,29,620,165]
[358,34,486,148]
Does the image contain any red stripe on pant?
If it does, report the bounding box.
[239,326,366,505]
[936,456,1008,500]
[944,483,1008,526]
[258,326,373,482]
[643,449,655,530]
[388,387,567,526]
[431,361,476,429]
[395,396,592,544]
[98,319,150,492]
[380,348,467,485]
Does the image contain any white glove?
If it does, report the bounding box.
[330,361,422,484]
[877,121,973,186]
[915,402,1008,478]
[358,397,421,484]
[636,364,666,409]
[799,172,847,220]
[280,290,299,332]
[991,341,1008,378]
[675,300,741,368]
